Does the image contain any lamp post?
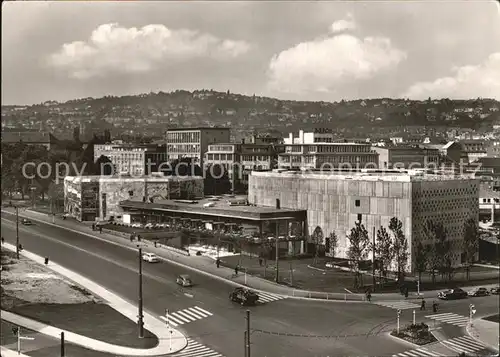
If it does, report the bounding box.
[397,309,401,334]
[469,304,476,326]
[9,203,20,259]
[138,246,144,338]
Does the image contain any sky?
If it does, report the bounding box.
[2,1,500,105]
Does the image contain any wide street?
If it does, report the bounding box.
[1,212,498,357]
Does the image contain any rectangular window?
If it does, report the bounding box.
[355,199,360,207]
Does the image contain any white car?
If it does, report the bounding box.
[142,253,160,263]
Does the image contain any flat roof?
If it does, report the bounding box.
[119,196,306,221]
[250,169,478,182]
[64,175,203,183]
[166,127,230,132]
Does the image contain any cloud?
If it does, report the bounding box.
[48,23,251,79]
[329,13,356,33]
[267,21,406,94]
[402,52,500,99]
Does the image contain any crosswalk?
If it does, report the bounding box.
[257,291,287,304]
[441,336,488,354]
[373,300,421,310]
[159,306,213,327]
[425,312,469,327]
[392,346,447,357]
[172,337,224,357]
[392,336,489,357]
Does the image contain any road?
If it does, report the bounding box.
[1,213,497,357]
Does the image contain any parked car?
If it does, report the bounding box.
[490,286,500,295]
[21,219,32,226]
[468,287,490,297]
[229,287,259,306]
[438,288,468,300]
[176,274,193,287]
[142,253,160,263]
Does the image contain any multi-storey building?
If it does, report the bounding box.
[64,174,204,222]
[248,169,479,273]
[373,146,440,169]
[479,183,500,223]
[204,142,283,191]
[278,143,379,170]
[166,127,230,168]
[485,139,500,158]
[94,143,167,175]
[284,129,336,144]
[460,140,488,163]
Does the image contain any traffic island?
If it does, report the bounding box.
[0,250,158,350]
[390,323,437,346]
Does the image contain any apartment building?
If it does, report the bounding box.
[166,127,230,168]
[460,140,488,163]
[249,169,479,273]
[94,143,167,175]
[485,139,500,158]
[284,128,336,144]
[278,143,379,170]
[373,146,440,169]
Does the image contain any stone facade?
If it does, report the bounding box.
[248,170,479,273]
[64,175,204,221]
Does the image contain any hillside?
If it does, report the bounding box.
[2,90,499,140]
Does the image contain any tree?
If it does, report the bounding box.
[346,221,370,288]
[94,155,114,176]
[425,220,449,282]
[389,217,409,281]
[414,241,430,284]
[311,226,324,265]
[326,232,338,258]
[204,164,232,195]
[462,218,479,280]
[374,226,394,284]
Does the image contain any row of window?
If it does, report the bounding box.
[167,132,201,143]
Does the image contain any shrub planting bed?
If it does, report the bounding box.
[390,323,437,346]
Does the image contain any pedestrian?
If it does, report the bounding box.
[366,292,371,302]
[432,301,438,313]
[92,223,95,231]
[216,258,220,268]
[235,265,239,276]
[154,241,157,248]
[99,226,102,233]
[259,258,263,267]
[1,237,4,244]
[420,299,426,311]
[404,288,409,299]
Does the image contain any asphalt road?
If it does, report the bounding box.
[1,213,496,357]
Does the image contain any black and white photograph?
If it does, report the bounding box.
[1,1,499,357]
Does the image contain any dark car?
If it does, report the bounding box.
[438,288,468,300]
[229,287,259,306]
[468,287,490,297]
[21,219,32,226]
[490,286,500,295]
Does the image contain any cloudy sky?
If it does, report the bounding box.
[2,1,500,105]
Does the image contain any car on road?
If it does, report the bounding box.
[468,287,490,297]
[142,252,160,263]
[438,288,468,300]
[176,274,193,287]
[490,286,500,295]
[229,287,259,306]
[21,219,32,226]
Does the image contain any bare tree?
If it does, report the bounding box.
[373,226,394,285]
[414,241,430,284]
[389,217,409,282]
[462,218,479,280]
[426,220,449,282]
[346,221,370,288]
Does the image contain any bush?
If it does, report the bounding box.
[391,323,436,345]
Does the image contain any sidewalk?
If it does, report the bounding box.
[4,208,498,303]
[1,346,31,357]
[0,241,187,356]
[466,318,500,353]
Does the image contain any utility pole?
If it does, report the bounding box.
[15,206,19,259]
[138,247,144,338]
[275,222,279,283]
[372,226,376,291]
[245,310,251,357]
[61,332,65,357]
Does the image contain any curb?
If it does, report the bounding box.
[385,331,422,349]
[465,320,500,353]
[2,210,367,303]
[0,346,31,357]
[0,242,188,356]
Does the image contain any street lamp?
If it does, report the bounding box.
[138,245,144,338]
[397,309,401,334]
